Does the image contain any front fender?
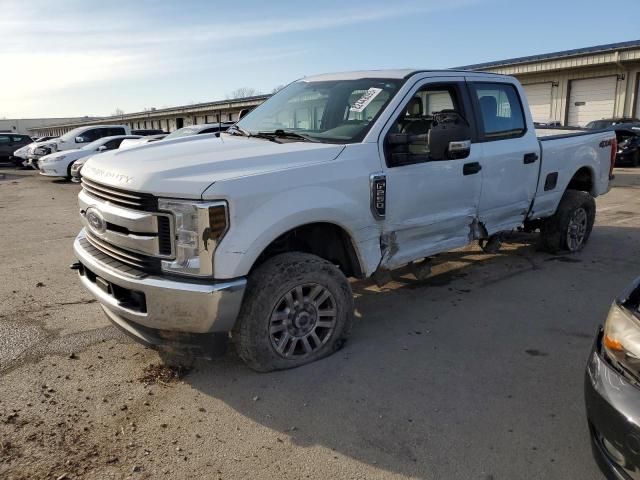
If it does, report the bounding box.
[213,185,381,279]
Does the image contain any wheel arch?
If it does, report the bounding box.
[248,221,365,279]
[566,165,596,195]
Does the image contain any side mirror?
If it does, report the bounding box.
[75,136,86,143]
[428,111,471,160]
[97,145,107,151]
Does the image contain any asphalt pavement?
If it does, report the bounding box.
[1,168,639,479]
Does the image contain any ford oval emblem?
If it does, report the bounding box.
[85,206,107,235]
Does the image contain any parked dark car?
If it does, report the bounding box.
[0,133,33,166]
[585,277,640,479]
[131,129,167,136]
[586,118,640,130]
[614,128,640,167]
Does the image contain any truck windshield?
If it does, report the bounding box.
[232,78,403,143]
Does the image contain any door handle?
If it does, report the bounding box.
[524,153,538,164]
[463,162,482,175]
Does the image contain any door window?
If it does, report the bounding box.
[103,138,123,150]
[80,129,99,142]
[386,84,463,167]
[471,83,526,139]
[0,135,10,144]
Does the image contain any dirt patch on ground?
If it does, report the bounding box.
[138,363,190,386]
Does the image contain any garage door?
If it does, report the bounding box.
[567,76,617,127]
[523,83,552,123]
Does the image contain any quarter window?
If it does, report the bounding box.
[472,82,525,139]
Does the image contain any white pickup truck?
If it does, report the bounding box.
[72,70,616,371]
[27,125,131,169]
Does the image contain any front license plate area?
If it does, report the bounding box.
[95,276,112,295]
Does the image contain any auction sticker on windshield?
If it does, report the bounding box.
[350,88,383,113]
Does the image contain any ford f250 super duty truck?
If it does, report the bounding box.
[72,70,616,371]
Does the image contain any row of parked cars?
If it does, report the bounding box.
[2,121,236,181]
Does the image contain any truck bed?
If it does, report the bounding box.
[529,126,614,221]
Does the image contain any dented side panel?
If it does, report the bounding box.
[377,146,484,270]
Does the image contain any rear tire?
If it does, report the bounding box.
[233,252,353,372]
[540,190,595,253]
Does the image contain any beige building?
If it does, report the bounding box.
[463,40,640,126]
[29,95,270,137]
[0,117,94,136]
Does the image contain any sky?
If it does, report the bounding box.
[1,0,639,118]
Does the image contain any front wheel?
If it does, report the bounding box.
[233,252,354,372]
[540,190,595,253]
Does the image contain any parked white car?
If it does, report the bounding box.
[39,135,141,179]
[27,125,131,169]
[73,70,616,371]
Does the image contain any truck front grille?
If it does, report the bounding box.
[81,178,158,212]
[79,179,173,275]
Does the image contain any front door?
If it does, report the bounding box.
[468,80,540,235]
[379,78,483,270]
[0,134,12,159]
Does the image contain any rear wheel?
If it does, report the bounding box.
[233,252,353,372]
[540,190,595,253]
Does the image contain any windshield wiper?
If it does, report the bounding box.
[257,129,319,143]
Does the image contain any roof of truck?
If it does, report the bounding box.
[303,69,507,82]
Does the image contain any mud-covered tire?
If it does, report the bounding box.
[540,189,596,253]
[232,252,354,372]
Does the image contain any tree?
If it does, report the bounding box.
[271,84,286,94]
[112,108,124,117]
[226,87,262,99]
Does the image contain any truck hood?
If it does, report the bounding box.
[80,135,345,198]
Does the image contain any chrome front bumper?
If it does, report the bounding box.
[73,231,246,335]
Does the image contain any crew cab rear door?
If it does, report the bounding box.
[378,77,483,269]
[467,79,540,234]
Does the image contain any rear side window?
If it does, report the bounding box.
[107,127,125,136]
[471,82,526,140]
[0,135,9,144]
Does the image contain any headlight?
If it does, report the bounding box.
[158,199,228,277]
[603,302,640,373]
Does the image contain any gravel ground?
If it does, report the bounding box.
[1,168,639,479]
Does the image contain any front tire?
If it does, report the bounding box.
[233,252,354,372]
[540,190,595,253]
